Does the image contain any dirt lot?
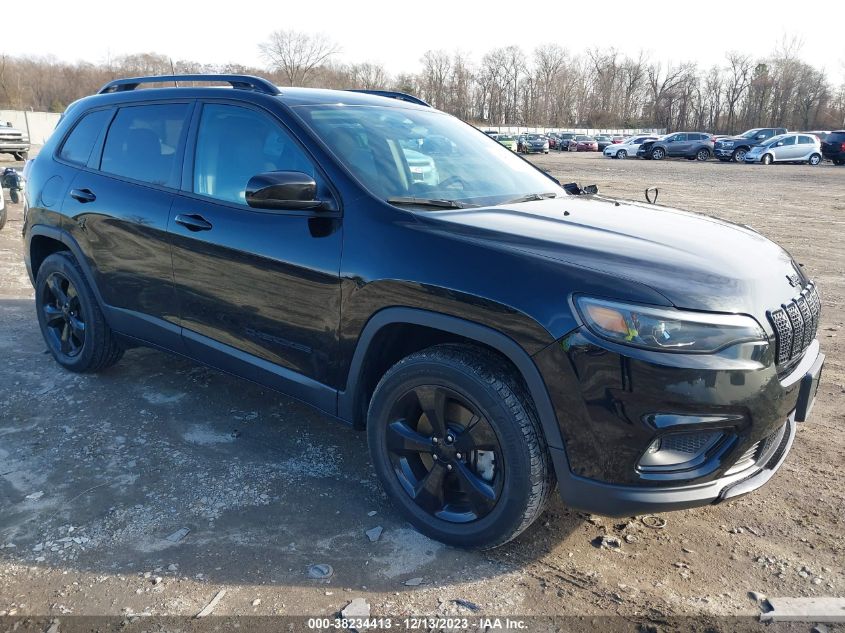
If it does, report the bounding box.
[0,151,843,630]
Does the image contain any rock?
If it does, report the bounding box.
[165,528,190,543]
[624,534,637,543]
[252,598,261,606]
[341,598,370,618]
[168,564,178,572]
[367,511,377,517]
[812,625,830,633]
[307,564,334,579]
[153,576,163,585]
[799,570,809,578]
[812,577,823,585]
[365,526,383,542]
[592,535,622,550]
[404,577,424,586]
[729,527,744,534]
[748,591,766,603]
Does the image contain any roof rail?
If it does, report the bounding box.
[97,74,281,96]
[346,89,431,107]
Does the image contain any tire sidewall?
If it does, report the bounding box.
[35,253,101,371]
[367,356,536,548]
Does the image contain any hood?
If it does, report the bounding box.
[421,195,805,322]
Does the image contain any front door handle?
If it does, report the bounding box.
[174,213,213,232]
[70,188,96,203]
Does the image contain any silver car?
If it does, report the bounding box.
[744,133,823,165]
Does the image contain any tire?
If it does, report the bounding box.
[35,252,124,373]
[617,149,627,159]
[367,344,554,549]
[808,153,821,166]
[695,148,710,161]
[834,158,845,166]
[761,153,773,165]
[732,148,748,162]
[651,147,665,160]
[9,188,19,204]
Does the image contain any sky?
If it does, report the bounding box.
[5,0,844,83]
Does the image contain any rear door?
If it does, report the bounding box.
[796,135,816,159]
[169,100,343,402]
[61,101,193,344]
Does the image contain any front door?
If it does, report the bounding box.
[169,101,343,402]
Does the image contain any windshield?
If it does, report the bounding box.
[296,105,562,207]
[575,135,593,141]
[740,128,763,139]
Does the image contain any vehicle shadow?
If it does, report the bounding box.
[0,297,584,592]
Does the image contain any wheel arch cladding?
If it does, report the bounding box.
[338,307,566,453]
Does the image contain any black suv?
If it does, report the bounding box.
[23,75,824,549]
[714,127,788,162]
[821,130,845,165]
[636,132,714,161]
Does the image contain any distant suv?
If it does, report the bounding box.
[821,130,845,165]
[637,132,714,161]
[23,75,824,549]
[0,121,30,161]
[714,128,787,162]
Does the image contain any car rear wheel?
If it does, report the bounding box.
[617,149,627,159]
[696,148,710,161]
[35,252,124,373]
[761,153,773,165]
[367,344,554,549]
[651,147,665,160]
[732,148,748,162]
[834,158,845,166]
[808,153,821,166]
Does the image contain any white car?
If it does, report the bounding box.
[744,133,823,165]
[0,186,6,231]
[603,135,658,159]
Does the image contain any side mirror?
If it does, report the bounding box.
[756,134,766,140]
[776,141,784,146]
[245,171,325,210]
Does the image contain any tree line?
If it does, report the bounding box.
[1,33,842,133]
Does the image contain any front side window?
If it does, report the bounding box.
[100,103,189,187]
[193,104,316,205]
[59,109,112,166]
[295,105,562,207]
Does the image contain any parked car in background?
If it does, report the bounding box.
[492,134,518,152]
[0,121,30,161]
[556,132,576,150]
[637,132,714,161]
[744,133,822,165]
[567,135,598,152]
[821,130,845,165]
[611,135,626,144]
[603,134,659,159]
[522,134,550,154]
[594,134,614,151]
[714,128,787,162]
[548,134,563,150]
[800,131,829,142]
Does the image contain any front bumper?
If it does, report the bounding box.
[0,143,30,153]
[533,326,823,516]
[714,147,736,158]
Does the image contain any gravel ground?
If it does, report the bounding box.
[0,151,842,630]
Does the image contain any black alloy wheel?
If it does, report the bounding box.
[41,271,86,358]
[384,384,503,523]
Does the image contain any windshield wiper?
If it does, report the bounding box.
[387,197,465,209]
[499,192,558,205]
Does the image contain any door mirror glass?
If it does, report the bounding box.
[776,141,784,146]
[246,171,322,210]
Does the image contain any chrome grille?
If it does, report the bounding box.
[768,283,820,369]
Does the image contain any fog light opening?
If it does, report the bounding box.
[638,431,724,473]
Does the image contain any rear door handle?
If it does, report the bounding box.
[70,188,96,203]
[174,213,213,232]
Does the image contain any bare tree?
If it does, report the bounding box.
[259,30,339,86]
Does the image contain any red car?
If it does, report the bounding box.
[611,135,626,144]
[567,135,599,152]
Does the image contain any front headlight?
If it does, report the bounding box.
[575,296,766,353]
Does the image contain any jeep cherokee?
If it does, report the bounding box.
[22,75,824,549]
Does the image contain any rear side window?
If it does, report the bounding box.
[59,109,112,166]
[100,103,190,187]
[798,135,814,145]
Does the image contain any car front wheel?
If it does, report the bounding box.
[367,344,554,549]
[651,147,665,160]
[761,153,773,165]
[617,149,627,159]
